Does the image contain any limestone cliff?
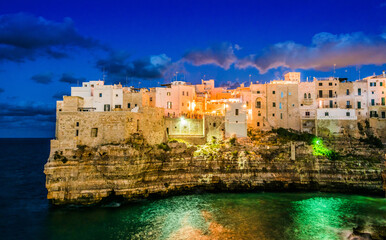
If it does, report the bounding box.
[44,133,386,205]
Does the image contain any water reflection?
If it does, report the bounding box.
[289,197,355,240]
[44,193,386,240]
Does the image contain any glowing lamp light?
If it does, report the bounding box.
[180,117,187,125]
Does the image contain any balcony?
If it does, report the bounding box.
[301,115,316,119]
[317,94,337,99]
[346,105,352,109]
[301,99,313,105]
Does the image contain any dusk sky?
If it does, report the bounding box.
[0,0,385,137]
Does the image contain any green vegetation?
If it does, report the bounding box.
[272,128,315,144]
[360,135,383,149]
[228,137,237,146]
[194,138,223,160]
[157,142,171,151]
[312,138,339,160]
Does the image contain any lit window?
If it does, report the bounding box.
[167,102,172,109]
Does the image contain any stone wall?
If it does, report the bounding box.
[55,107,166,149]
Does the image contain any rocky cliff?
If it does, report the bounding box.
[44,132,386,205]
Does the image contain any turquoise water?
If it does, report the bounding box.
[1,139,385,240]
[44,193,386,240]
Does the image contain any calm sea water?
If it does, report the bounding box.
[0,138,385,240]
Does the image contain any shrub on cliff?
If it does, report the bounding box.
[360,135,383,149]
[272,128,315,144]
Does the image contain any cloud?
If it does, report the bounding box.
[59,73,86,84]
[183,42,237,70]
[0,13,103,62]
[30,72,53,84]
[96,51,171,81]
[236,32,386,73]
[0,101,55,117]
[52,91,70,100]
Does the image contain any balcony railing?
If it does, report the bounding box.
[317,94,337,99]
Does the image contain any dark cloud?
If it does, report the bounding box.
[0,101,55,117]
[220,81,241,89]
[52,91,70,100]
[236,32,386,73]
[96,51,171,81]
[59,73,86,84]
[30,72,53,84]
[0,13,103,62]
[183,42,237,70]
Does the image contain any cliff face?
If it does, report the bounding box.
[44,134,386,205]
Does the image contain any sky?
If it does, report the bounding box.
[0,0,385,137]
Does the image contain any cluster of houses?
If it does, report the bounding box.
[64,71,386,143]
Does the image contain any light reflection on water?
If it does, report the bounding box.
[45,193,386,240]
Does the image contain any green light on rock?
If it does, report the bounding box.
[311,137,339,160]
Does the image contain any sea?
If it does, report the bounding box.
[0,138,385,240]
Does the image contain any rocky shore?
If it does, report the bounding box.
[44,131,386,206]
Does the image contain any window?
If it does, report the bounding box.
[329,100,333,108]
[346,101,350,108]
[382,112,385,119]
[382,97,385,106]
[257,122,260,126]
[116,94,118,97]
[358,88,361,96]
[308,93,311,99]
[187,103,190,107]
[76,122,79,127]
[346,89,349,95]
[319,90,323,98]
[319,82,322,86]
[281,92,284,98]
[280,113,283,119]
[187,92,189,96]
[135,104,137,107]
[272,91,275,94]
[128,103,131,108]
[91,128,98,137]
[115,105,121,109]
[371,99,375,106]
[279,103,282,109]
[357,101,361,109]
[329,82,332,86]
[289,92,291,96]
[325,112,329,116]
[256,91,260,94]
[346,112,350,117]
[380,82,383,86]
[75,130,79,137]
[99,93,102,97]
[304,93,307,99]
[258,112,261,116]
[167,92,171,96]
[272,113,275,117]
[182,91,185,96]
[167,102,172,109]
[213,123,216,127]
[235,109,239,116]
[273,102,276,107]
[306,111,310,116]
[182,103,184,107]
[104,104,110,111]
[329,90,333,98]
[256,101,261,108]
[150,97,152,102]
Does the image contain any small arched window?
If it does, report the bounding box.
[304,93,307,99]
[308,93,311,99]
